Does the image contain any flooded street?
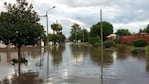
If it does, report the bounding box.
[0,43,149,84]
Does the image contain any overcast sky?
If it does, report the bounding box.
[0,0,149,37]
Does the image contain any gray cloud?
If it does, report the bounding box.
[1,0,149,37]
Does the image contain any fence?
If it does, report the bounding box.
[119,34,149,44]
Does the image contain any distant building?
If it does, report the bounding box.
[0,40,44,48]
[0,41,15,48]
[106,34,117,41]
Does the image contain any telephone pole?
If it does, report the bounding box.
[100,9,104,84]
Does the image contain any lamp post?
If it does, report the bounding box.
[45,6,56,80]
[100,9,104,84]
[46,6,56,36]
[46,6,56,45]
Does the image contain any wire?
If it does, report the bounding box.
[31,0,43,13]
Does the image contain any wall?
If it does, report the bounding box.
[119,34,149,44]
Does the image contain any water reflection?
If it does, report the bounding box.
[0,48,42,62]
[0,44,149,84]
[146,60,149,72]
[116,50,129,60]
[89,47,113,67]
[49,45,65,67]
[146,55,149,72]
[116,50,146,60]
[0,47,43,83]
[70,43,88,64]
[1,72,42,84]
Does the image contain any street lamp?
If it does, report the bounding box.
[46,6,56,36]
[45,6,56,46]
[45,6,56,80]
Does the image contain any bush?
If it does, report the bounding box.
[145,46,149,59]
[94,42,100,47]
[104,41,115,48]
[88,37,100,47]
[132,39,147,47]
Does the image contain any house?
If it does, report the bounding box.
[106,34,117,41]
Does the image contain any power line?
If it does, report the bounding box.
[31,0,43,13]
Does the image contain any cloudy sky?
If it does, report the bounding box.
[0,0,149,37]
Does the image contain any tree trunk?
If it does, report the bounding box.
[18,46,21,76]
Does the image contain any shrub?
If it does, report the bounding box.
[145,46,149,59]
[88,37,100,47]
[94,42,100,47]
[132,39,147,47]
[104,41,115,48]
[10,57,28,65]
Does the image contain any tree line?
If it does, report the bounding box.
[69,21,149,46]
[69,21,114,42]
[1,0,149,48]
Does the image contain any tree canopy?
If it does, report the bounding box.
[69,23,89,42]
[115,29,131,36]
[71,23,81,33]
[51,23,62,34]
[50,23,65,44]
[146,24,149,33]
[90,21,113,40]
[139,28,146,33]
[0,0,44,47]
[0,0,45,76]
[138,24,149,34]
[69,23,81,42]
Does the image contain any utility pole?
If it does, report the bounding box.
[100,9,104,84]
[83,26,85,42]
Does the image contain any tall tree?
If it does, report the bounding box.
[80,29,89,42]
[69,23,81,42]
[115,29,131,36]
[138,24,149,34]
[50,23,64,45]
[0,0,44,76]
[146,24,149,33]
[139,28,146,33]
[90,21,113,40]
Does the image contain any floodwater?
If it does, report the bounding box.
[0,43,149,84]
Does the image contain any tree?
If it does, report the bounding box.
[0,0,44,76]
[115,29,131,36]
[69,23,81,42]
[139,28,146,33]
[80,29,89,42]
[48,33,66,44]
[51,23,62,34]
[90,21,113,40]
[57,32,66,43]
[138,24,149,34]
[50,23,65,45]
[146,24,149,33]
